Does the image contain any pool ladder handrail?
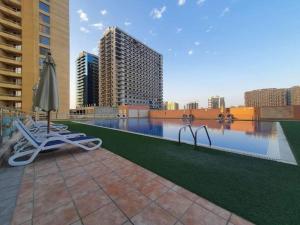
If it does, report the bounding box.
[194,125,212,147]
[178,124,195,145]
[178,124,212,147]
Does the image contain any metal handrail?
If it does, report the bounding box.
[178,124,195,144]
[195,125,212,147]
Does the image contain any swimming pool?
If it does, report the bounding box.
[81,118,296,164]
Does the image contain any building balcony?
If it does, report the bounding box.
[0,30,21,42]
[0,68,21,78]
[0,18,22,31]
[0,93,21,101]
[0,43,21,54]
[0,80,21,89]
[0,5,21,19]
[0,56,21,66]
[3,0,21,9]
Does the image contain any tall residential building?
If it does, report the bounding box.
[76,51,99,107]
[164,101,179,110]
[208,96,225,109]
[289,86,300,105]
[0,0,69,117]
[244,86,300,107]
[99,27,163,109]
[185,102,198,109]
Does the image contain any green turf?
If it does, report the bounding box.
[280,121,300,164]
[59,120,300,225]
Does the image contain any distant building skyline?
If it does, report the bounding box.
[76,51,99,107]
[244,86,300,107]
[99,27,163,109]
[185,102,199,110]
[208,96,225,109]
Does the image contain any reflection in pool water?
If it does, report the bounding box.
[86,118,277,157]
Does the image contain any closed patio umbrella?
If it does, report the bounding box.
[35,52,59,133]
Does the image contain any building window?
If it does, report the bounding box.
[39,13,50,24]
[40,35,50,45]
[39,24,50,35]
[39,1,50,13]
[40,47,49,55]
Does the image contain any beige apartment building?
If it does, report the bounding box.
[0,0,69,117]
[99,27,163,109]
[245,86,300,107]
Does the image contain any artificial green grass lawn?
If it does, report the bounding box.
[60,120,300,225]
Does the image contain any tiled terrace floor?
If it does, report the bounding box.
[1,146,255,225]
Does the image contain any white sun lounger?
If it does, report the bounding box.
[28,116,68,132]
[13,119,86,152]
[9,120,102,166]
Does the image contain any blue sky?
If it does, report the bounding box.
[70,0,300,108]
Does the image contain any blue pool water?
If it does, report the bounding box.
[84,118,279,157]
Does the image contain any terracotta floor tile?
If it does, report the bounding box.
[82,161,106,171]
[33,202,79,225]
[180,203,227,225]
[94,171,122,188]
[34,173,64,188]
[125,173,154,190]
[35,166,59,177]
[57,160,80,171]
[154,176,175,189]
[61,166,86,179]
[140,179,169,201]
[11,202,33,225]
[114,165,140,178]
[102,158,127,171]
[33,185,72,217]
[85,164,112,178]
[195,197,231,220]
[82,202,127,225]
[65,172,92,187]
[156,190,193,219]
[172,185,199,202]
[73,189,111,217]
[103,179,135,200]
[229,214,255,225]
[69,179,99,200]
[131,202,177,225]
[17,188,33,205]
[115,190,151,218]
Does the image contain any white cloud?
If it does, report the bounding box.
[196,0,206,6]
[168,48,172,52]
[90,23,104,30]
[100,9,107,16]
[124,21,132,26]
[206,25,213,33]
[176,28,183,33]
[194,41,200,46]
[220,7,230,17]
[178,0,186,6]
[188,49,193,55]
[77,9,88,22]
[150,6,166,19]
[80,27,89,33]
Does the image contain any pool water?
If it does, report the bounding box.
[83,118,296,163]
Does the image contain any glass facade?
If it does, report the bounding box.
[39,1,50,13]
[39,13,50,24]
[39,24,50,35]
[39,35,50,45]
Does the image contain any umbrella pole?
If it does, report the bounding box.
[47,111,50,133]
